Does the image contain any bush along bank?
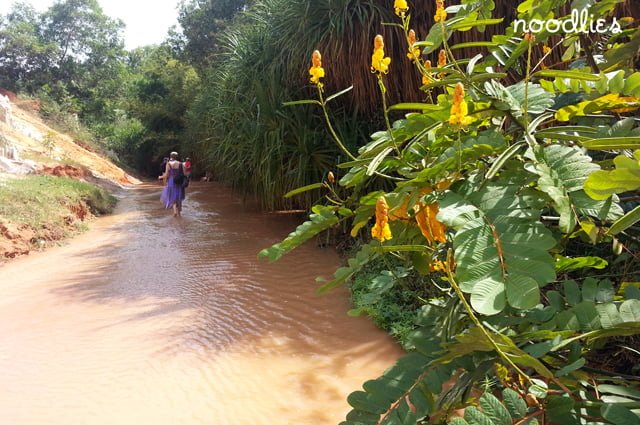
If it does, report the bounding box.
[260,0,640,423]
[0,175,116,259]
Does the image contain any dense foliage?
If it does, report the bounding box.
[0,0,203,174]
[0,0,126,125]
[261,0,640,424]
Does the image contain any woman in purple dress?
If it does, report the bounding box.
[160,151,185,217]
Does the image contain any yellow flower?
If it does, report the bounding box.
[406,29,421,61]
[429,260,446,272]
[414,202,447,244]
[434,0,447,23]
[449,82,474,126]
[394,0,408,17]
[437,49,447,78]
[371,35,391,74]
[421,59,433,86]
[371,196,392,241]
[429,256,456,273]
[309,50,325,86]
[495,363,512,386]
[542,44,551,55]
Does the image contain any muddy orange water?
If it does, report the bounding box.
[0,182,403,425]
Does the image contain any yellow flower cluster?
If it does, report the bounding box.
[371,196,392,241]
[371,35,391,74]
[449,82,474,126]
[394,0,408,17]
[406,29,421,61]
[308,50,325,87]
[434,0,447,23]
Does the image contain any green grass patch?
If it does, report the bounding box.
[0,175,116,230]
[349,255,440,349]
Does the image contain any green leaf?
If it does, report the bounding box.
[596,303,623,329]
[623,72,640,97]
[347,391,388,414]
[449,418,470,425]
[582,277,598,302]
[423,18,450,53]
[599,385,640,400]
[486,141,525,180]
[555,256,608,273]
[409,383,434,418]
[439,177,555,315]
[366,146,394,176]
[597,280,615,303]
[556,96,640,122]
[584,151,640,200]
[602,29,640,72]
[282,99,322,107]
[608,206,640,236]
[610,71,626,94]
[449,18,503,31]
[546,395,575,418]
[479,392,513,425]
[485,81,554,118]
[547,290,565,312]
[530,145,599,233]
[554,357,585,377]
[470,73,508,84]
[464,406,494,425]
[317,244,377,294]
[283,182,324,198]
[582,137,640,150]
[503,388,527,419]
[450,41,500,50]
[573,301,601,331]
[324,85,353,103]
[601,404,640,425]
[619,299,640,322]
[258,205,340,262]
[529,379,548,398]
[564,280,581,306]
[388,103,445,112]
[532,69,601,81]
[506,275,540,310]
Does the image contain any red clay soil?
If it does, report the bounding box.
[1,201,94,259]
[39,164,91,178]
[0,221,34,259]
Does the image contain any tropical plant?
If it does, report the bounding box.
[260,0,640,423]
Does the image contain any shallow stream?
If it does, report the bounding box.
[0,182,402,424]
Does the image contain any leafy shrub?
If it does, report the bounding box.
[261,0,640,423]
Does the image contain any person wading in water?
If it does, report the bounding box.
[159,151,186,217]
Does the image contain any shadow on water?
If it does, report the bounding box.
[49,182,385,353]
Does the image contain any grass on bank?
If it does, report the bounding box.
[0,175,116,237]
[348,254,442,349]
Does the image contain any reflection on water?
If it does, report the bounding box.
[0,182,403,425]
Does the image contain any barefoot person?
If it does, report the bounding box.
[160,151,185,217]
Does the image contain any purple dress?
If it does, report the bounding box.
[161,165,185,208]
